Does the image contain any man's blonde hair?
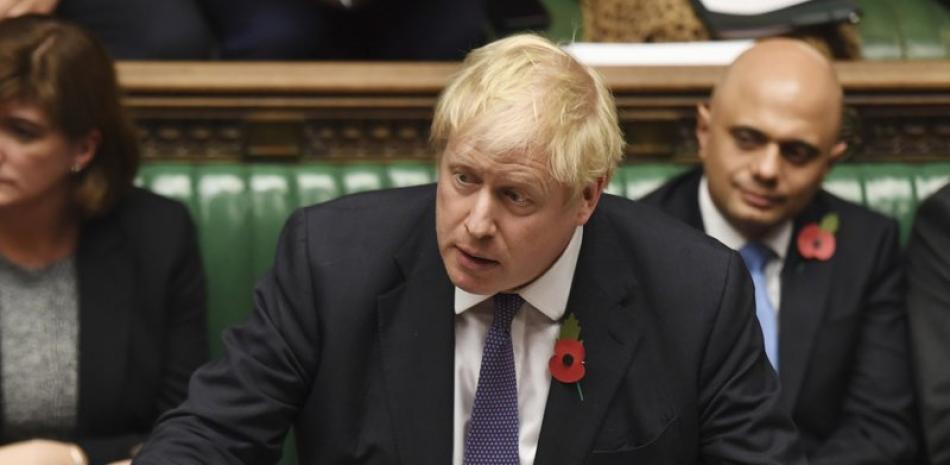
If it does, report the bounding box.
[431,34,624,198]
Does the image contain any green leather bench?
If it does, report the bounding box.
[137,160,950,464]
[138,160,950,355]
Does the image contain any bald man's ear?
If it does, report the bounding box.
[696,103,711,160]
[829,140,847,163]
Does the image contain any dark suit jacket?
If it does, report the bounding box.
[0,188,209,465]
[642,169,917,465]
[135,184,803,465]
[907,183,950,465]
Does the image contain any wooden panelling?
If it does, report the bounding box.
[118,61,950,162]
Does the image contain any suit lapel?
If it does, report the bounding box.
[659,173,836,411]
[76,216,133,432]
[535,211,643,465]
[651,168,705,231]
[377,210,455,465]
[778,202,835,410]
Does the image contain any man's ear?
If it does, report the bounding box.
[575,176,606,226]
[829,140,847,163]
[71,130,101,171]
[696,103,711,160]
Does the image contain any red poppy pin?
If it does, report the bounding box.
[549,313,585,401]
[797,213,839,261]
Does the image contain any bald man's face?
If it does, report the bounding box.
[696,75,847,238]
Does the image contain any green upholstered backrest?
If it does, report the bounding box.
[137,162,437,355]
[137,160,950,356]
[137,160,950,465]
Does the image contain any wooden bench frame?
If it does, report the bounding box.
[118,61,950,163]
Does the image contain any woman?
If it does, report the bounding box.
[0,15,208,465]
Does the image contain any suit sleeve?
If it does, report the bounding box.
[908,189,950,465]
[78,202,210,465]
[134,209,320,465]
[698,251,806,465]
[809,219,917,465]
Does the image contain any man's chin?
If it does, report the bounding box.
[734,212,787,237]
[446,267,498,295]
[454,281,499,296]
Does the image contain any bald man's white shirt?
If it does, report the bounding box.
[699,176,791,312]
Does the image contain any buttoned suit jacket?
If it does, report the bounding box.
[135,184,803,465]
[642,169,917,465]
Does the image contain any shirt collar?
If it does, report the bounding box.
[454,226,583,322]
[698,176,791,258]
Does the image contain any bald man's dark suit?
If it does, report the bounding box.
[643,169,917,465]
[135,184,803,465]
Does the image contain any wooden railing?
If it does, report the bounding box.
[118,61,950,163]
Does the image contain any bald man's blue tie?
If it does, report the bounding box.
[740,242,779,371]
[463,293,523,465]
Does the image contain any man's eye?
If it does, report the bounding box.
[504,189,531,206]
[732,129,764,150]
[454,173,472,184]
[781,144,819,164]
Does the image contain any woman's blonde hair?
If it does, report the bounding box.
[0,15,139,217]
[431,34,624,198]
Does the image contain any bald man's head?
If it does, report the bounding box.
[696,39,848,239]
[712,39,844,136]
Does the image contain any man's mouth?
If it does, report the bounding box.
[456,246,499,270]
[739,188,780,209]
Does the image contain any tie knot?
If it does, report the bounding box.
[739,241,775,273]
[492,293,524,330]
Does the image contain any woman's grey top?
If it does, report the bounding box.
[0,253,79,442]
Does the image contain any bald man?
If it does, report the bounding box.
[643,39,917,464]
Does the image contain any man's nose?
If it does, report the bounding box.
[464,189,497,238]
[751,143,781,182]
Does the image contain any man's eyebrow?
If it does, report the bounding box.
[780,140,821,154]
[728,125,766,136]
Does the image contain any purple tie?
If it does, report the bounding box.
[463,293,523,465]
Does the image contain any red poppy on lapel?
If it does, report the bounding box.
[550,339,585,383]
[549,313,586,400]
[797,213,838,261]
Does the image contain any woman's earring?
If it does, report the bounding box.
[71,163,82,174]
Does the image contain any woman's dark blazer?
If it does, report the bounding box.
[0,187,209,465]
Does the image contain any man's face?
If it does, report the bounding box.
[435,140,601,295]
[697,89,846,237]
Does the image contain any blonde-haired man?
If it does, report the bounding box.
[135,34,801,465]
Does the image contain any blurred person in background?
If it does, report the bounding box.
[907,183,950,465]
[199,0,487,60]
[0,15,208,465]
[643,39,916,464]
[0,0,214,59]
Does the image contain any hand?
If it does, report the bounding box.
[0,0,60,18]
[0,439,82,465]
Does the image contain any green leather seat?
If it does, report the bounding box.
[620,163,689,200]
[862,163,919,241]
[824,164,866,204]
[137,160,950,353]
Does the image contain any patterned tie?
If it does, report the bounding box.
[463,293,524,465]
[739,242,779,371]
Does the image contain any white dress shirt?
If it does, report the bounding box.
[698,176,792,312]
[453,226,584,465]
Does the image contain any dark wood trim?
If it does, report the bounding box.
[117,61,950,162]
